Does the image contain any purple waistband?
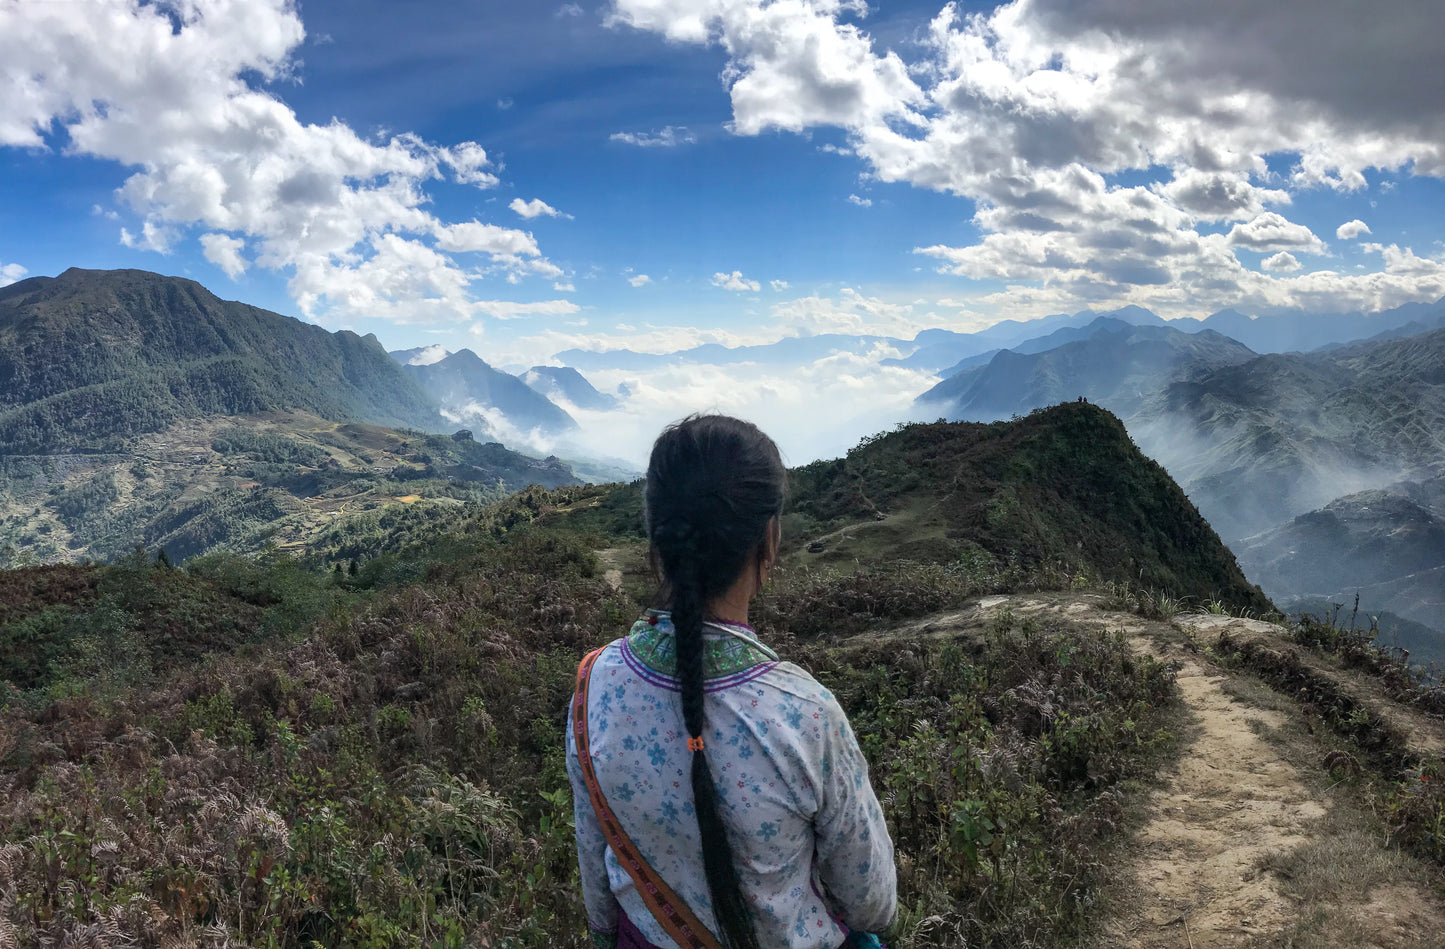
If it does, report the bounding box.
[617,908,666,949]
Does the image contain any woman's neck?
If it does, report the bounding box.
[704,569,757,626]
[706,597,751,627]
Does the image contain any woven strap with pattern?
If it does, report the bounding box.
[573,647,725,949]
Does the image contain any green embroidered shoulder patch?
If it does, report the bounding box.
[627,613,777,679]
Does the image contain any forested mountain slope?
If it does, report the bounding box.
[0,268,443,453]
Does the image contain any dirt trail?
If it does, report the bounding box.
[953,596,1444,948]
[597,547,625,592]
[1110,654,1324,946]
[1177,613,1445,758]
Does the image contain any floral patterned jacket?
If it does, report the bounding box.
[566,611,897,949]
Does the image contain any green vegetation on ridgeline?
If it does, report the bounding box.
[785,402,1270,613]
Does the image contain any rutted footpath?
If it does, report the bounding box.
[962,596,1445,948]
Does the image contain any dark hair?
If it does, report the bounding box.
[645,415,784,949]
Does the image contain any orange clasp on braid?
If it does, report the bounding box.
[687,736,705,752]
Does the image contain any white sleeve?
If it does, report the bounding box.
[812,697,898,933]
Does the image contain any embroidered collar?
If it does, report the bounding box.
[625,610,778,679]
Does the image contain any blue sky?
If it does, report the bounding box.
[2,1,1443,462]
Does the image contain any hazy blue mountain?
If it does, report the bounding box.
[918,315,1445,540]
[918,321,1256,420]
[0,268,443,453]
[1177,298,1445,353]
[914,310,1445,631]
[520,366,620,411]
[399,350,577,437]
[886,305,1171,371]
[546,297,1445,378]
[1238,489,1445,593]
[1242,478,1445,663]
[391,345,451,367]
[555,333,906,371]
[932,312,1190,379]
[1129,327,1445,541]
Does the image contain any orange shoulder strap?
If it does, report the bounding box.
[573,647,724,949]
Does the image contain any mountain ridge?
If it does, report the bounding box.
[394,349,578,438]
[0,268,443,452]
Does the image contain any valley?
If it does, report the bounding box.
[0,411,576,566]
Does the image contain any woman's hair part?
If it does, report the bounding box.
[644,414,784,949]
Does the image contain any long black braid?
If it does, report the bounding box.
[645,415,784,949]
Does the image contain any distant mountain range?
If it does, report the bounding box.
[6,266,1443,644]
[551,297,1445,374]
[1132,327,1445,541]
[1238,477,1445,662]
[520,366,620,411]
[914,299,1445,652]
[393,349,577,437]
[918,319,1257,420]
[917,308,1445,539]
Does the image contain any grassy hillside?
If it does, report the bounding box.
[0,406,1289,948]
[0,269,443,453]
[784,403,1270,613]
[0,412,579,566]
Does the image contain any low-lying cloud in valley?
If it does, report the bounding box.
[504,347,939,469]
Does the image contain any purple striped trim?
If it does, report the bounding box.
[621,639,681,690]
[705,661,779,693]
[619,639,778,694]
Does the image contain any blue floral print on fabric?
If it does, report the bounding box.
[567,613,896,949]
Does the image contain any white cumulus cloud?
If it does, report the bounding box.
[629,274,653,287]
[1227,213,1328,254]
[847,194,872,207]
[1261,252,1302,273]
[1337,219,1373,240]
[434,221,542,257]
[119,220,178,254]
[712,270,761,292]
[0,0,557,327]
[200,233,248,278]
[510,197,571,219]
[770,279,790,291]
[0,262,26,288]
[609,0,1445,317]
